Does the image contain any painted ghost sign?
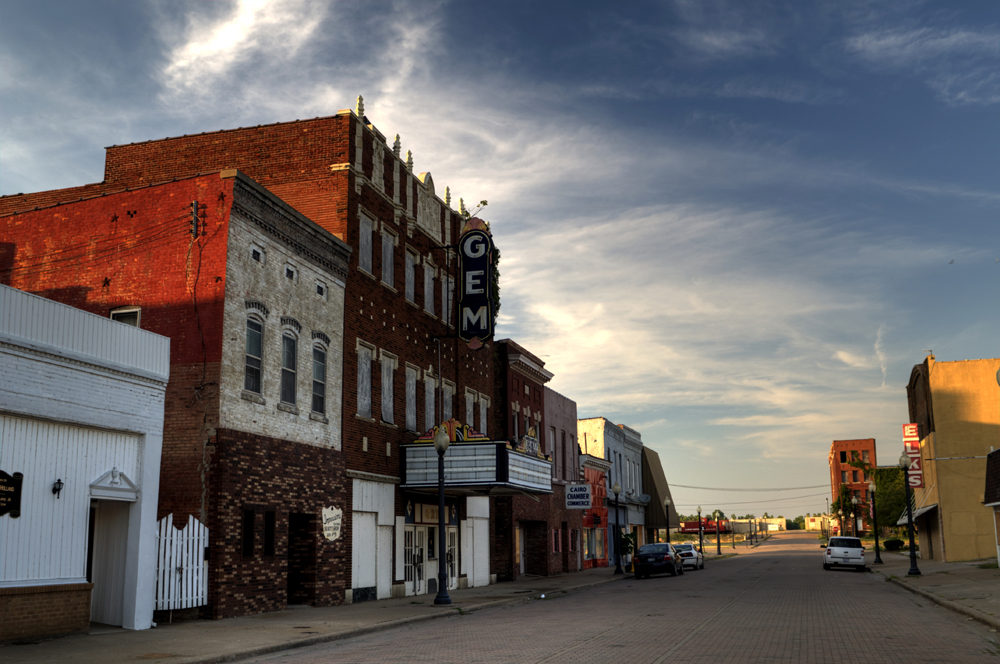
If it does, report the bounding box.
[457,218,494,349]
[322,506,343,542]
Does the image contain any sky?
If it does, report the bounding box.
[3,0,1000,519]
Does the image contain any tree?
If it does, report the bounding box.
[845,458,906,531]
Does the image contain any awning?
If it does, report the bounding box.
[896,503,937,526]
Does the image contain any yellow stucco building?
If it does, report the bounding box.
[905,355,1000,562]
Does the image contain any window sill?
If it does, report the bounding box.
[381,282,397,293]
[380,421,398,429]
[358,268,376,280]
[405,298,418,307]
[277,402,299,415]
[310,412,329,424]
[242,390,266,405]
[355,414,376,423]
[424,310,437,319]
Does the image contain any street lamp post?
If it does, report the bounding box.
[612,481,623,575]
[664,497,671,544]
[899,453,921,576]
[868,480,883,564]
[838,509,843,537]
[714,510,722,556]
[851,496,859,537]
[697,506,703,553]
[432,426,452,605]
[731,514,736,549]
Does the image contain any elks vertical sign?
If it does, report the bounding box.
[902,423,924,488]
[457,218,495,349]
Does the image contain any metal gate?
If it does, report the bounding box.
[155,514,209,610]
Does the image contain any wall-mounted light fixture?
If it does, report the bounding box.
[52,479,64,499]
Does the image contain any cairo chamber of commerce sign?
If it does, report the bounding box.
[457,219,495,349]
[566,484,592,509]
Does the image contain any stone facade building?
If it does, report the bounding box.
[1,170,351,618]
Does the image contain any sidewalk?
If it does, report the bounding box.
[1,566,629,664]
[871,550,1000,630]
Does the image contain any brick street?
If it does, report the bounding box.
[243,532,999,664]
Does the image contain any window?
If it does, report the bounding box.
[281,333,297,404]
[852,470,858,483]
[406,366,418,431]
[841,471,848,483]
[479,397,489,436]
[359,215,373,273]
[245,319,263,393]
[382,232,395,287]
[424,374,436,432]
[561,431,567,480]
[465,390,476,427]
[284,264,298,283]
[428,526,436,559]
[242,510,255,557]
[312,347,326,413]
[264,511,276,557]
[424,262,435,315]
[110,306,141,327]
[442,275,455,325]
[315,280,327,300]
[442,382,454,421]
[552,528,561,553]
[405,250,417,302]
[862,450,870,463]
[381,351,397,424]
[512,412,519,440]
[840,451,847,463]
[357,342,374,418]
[250,244,265,264]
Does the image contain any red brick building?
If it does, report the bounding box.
[2,98,545,606]
[579,453,611,568]
[828,438,877,535]
[1,170,352,619]
[489,340,583,579]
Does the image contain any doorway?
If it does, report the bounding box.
[89,500,130,626]
[287,513,317,605]
[405,526,428,596]
[516,525,526,575]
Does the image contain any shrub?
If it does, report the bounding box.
[883,538,904,551]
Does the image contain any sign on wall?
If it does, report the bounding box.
[566,484,592,509]
[0,470,23,518]
[322,506,343,541]
[903,423,924,488]
[457,219,495,349]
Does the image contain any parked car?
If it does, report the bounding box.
[823,536,866,572]
[672,542,705,570]
[633,543,684,578]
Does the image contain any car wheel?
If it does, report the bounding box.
[823,563,830,570]
[669,565,678,577]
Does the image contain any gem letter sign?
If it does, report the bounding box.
[322,506,343,542]
[566,484,592,509]
[903,423,924,488]
[457,219,494,349]
[0,470,24,518]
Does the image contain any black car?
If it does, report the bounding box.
[633,543,684,578]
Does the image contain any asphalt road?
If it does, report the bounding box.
[243,531,999,664]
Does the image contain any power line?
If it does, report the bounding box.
[673,492,830,507]
[671,483,828,492]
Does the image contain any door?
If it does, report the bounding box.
[517,525,526,575]
[288,513,317,605]
[409,526,427,596]
[351,512,377,602]
[447,527,458,590]
[90,500,130,626]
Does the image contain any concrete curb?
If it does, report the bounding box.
[166,574,628,664]
[879,573,1000,632]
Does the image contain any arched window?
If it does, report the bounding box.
[245,318,264,394]
[280,331,297,405]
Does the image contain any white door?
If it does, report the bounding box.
[411,527,427,596]
[447,527,458,590]
[404,528,415,593]
[352,512,377,594]
[377,525,392,599]
[472,518,490,587]
[90,500,130,625]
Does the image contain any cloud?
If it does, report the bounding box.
[846,25,1000,105]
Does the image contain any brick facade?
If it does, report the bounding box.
[0,583,93,642]
[828,438,877,534]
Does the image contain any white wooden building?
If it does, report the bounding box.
[0,285,169,639]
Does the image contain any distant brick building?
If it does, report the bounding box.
[1,171,351,619]
[828,438,877,535]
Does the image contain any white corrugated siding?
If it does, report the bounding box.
[0,284,169,380]
[0,415,140,584]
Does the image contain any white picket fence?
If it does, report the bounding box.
[155,514,209,610]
